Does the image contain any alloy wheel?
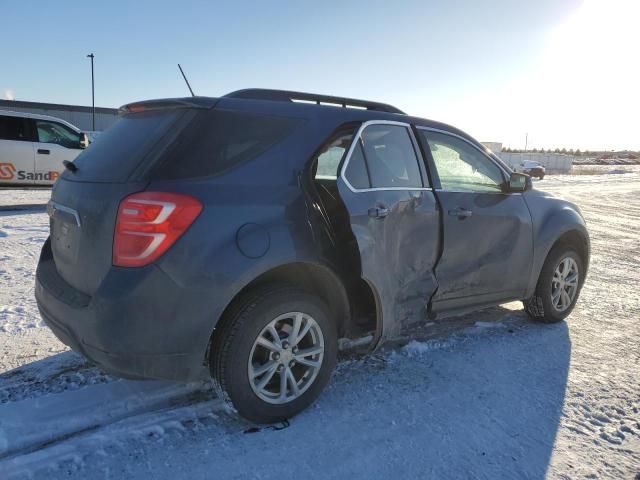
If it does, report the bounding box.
[551,257,579,312]
[248,312,325,404]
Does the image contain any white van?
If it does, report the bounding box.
[0,111,89,186]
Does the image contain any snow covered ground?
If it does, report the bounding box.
[0,188,51,208]
[0,172,639,479]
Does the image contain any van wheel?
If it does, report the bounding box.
[524,245,584,323]
[211,286,337,424]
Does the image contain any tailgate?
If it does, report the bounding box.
[46,103,204,296]
[48,178,148,296]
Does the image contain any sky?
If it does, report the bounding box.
[1,0,638,151]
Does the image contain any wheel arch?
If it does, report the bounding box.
[551,229,590,269]
[205,261,372,364]
[527,218,590,298]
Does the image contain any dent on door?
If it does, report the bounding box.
[337,181,440,342]
[432,191,533,305]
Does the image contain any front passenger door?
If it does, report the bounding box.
[33,120,83,184]
[417,128,533,312]
[337,122,440,341]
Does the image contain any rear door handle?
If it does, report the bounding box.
[368,206,389,219]
[448,207,473,219]
[37,149,50,155]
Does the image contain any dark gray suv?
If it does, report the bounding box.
[36,89,590,423]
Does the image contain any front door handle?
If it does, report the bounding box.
[37,149,50,155]
[448,207,473,219]
[368,206,389,219]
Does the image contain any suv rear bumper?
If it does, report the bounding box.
[35,239,211,382]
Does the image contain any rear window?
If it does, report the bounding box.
[0,115,30,141]
[70,110,187,182]
[149,109,303,180]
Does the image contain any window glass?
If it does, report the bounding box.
[315,131,354,180]
[420,130,504,192]
[151,109,303,179]
[36,120,81,149]
[360,124,422,188]
[343,142,370,189]
[0,116,29,141]
[72,110,185,182]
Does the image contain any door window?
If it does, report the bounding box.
[315,131,355,180]
[35,120,81,149]
[343,142,371,189]
[342,123,424,190]
[0,116,30,141]
[420,130,504,192]
[361,124,422,188]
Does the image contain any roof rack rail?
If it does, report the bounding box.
[224,89,405,114]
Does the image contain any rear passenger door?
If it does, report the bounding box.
[0,115,35,185]
[337,121,440,341]
[417,128,533,312]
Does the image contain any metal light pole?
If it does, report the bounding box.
[87,53,95,131]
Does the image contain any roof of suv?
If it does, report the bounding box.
[118,89,497,162]
[225,89,406,114]
[218,89,481,145]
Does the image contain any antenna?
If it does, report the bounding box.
[178,64,195,97]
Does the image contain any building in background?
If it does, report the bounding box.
[0,99,118,132]
[482,141,574,174]
[481,142,502,154]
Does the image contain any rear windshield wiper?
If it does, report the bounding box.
[63,160,78,173]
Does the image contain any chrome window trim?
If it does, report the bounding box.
[416,126,514,192]
[339,120,431,193]
[433,188,521,196]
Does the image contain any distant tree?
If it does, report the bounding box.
[569,148,575,154]
[561,148,567,154]
[575,149,581,156]
[540,148,546,153]
[554,148,561,153]
[584,150,590,156]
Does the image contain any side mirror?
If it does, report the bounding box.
[508,172,532,192]
[79,132,90,149]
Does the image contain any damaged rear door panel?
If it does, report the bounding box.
[336,121,441,341]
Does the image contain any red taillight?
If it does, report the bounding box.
[113,192,202,267]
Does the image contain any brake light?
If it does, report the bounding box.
[113,192,202,267]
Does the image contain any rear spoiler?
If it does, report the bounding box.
[119,97,218,115]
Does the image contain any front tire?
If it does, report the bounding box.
[211,286,337,424]
[524,245,584,323]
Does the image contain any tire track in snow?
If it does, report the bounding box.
[2,399,226,479]
[0,378,221,463]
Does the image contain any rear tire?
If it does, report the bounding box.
[211,285,337,424]
[524,245,584,323]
